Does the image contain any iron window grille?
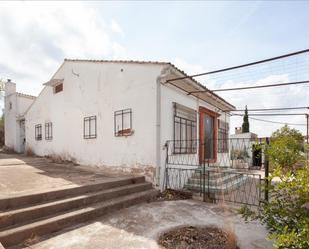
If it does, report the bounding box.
[173,103,197,154]
[35,124,42,141]
[84,116,97,139]
[45,122,53,140]
[218,120,229,153]
[114,108,133,137]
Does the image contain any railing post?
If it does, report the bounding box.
[264,137,270,202]
[164,142,169,190]
[203,158,206,202]
[207,168,210,199]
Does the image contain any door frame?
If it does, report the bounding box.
[199,106,219,164]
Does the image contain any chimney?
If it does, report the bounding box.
[4,79,16,96]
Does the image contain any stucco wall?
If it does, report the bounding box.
[24,61,232,187]
[25,61,162,182]
[4,82,35,152]
[4,93,17,150]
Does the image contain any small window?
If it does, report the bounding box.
[9,102,12,110]
[84,116,97,139]
[173,103,197,154]
[54,83,63,94]
[45,122,53,140]
[35,124,42,141]
[114,108,133,136]
[218,120,229,153]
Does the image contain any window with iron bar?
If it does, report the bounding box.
[84,116,97,139]
[45,122,53,140]
[173,103,197,154]
[35,124,42,141]
[114,108,133,137]
[218,120,229,153]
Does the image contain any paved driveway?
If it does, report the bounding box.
[0,152,114,198]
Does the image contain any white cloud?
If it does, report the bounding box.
[0,1,126,96]
[110,19,125,37]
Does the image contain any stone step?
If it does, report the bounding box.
[185,176,248,193]
[0,189,158,248]
[0,176,145,211]
[0,182,152,230]
[187,173,244,185]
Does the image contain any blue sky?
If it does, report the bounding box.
[0,1,309,136]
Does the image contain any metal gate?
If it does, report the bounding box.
[164,138,265,206]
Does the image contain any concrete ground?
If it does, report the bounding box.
[0,153,271,249]
[24,200,272,249]
[0,152,117,198]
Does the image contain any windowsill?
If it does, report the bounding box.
[84,136,97,139]
[115,129,134,137]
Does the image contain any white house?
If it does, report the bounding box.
[230,127,260,169]
[4,80,36,153]
[4,59,235,188]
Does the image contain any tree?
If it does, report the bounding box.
[240,166,309,249]
[267,125,304,171]
[242,105,249,133]
[240,126,308,249]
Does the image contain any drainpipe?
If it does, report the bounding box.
[155,67,170,188]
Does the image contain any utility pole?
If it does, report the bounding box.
[306,114,309,144]
[306,114,309,166]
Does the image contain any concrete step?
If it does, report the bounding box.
[0,176,145,211]
[187,173,244,185]
[185,175,248,193]
[0,182,152,230]
[0,189,158,248]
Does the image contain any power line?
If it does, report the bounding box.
[232,113,308,116]
[234,114,306,126]
[249,117,306,126]
[231,106,309,112]
[188,80,309,94]
[166,48,309,83]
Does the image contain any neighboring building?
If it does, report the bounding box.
[230,127,260,169]
[4,81,36,153]
[4,59,235,187]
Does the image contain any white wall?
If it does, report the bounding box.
[4,82,35,152]
[24,61,232,188]
[4,83,17,150]
[25,61,162,182]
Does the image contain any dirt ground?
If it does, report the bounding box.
[158,226,238,249]
[23,200,273,249]
[0,152,118,198]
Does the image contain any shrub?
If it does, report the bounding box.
[241,166,309,249]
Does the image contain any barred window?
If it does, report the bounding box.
[218,120,229,153]
[35,124,42,141]
[45,122,53,140]
[114,109,133,137]
[84,116,97,139]
[173,103,197,154]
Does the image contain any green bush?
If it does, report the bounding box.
[241,166,309,249]
[267,125,304,171]
[240,125,309,249]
